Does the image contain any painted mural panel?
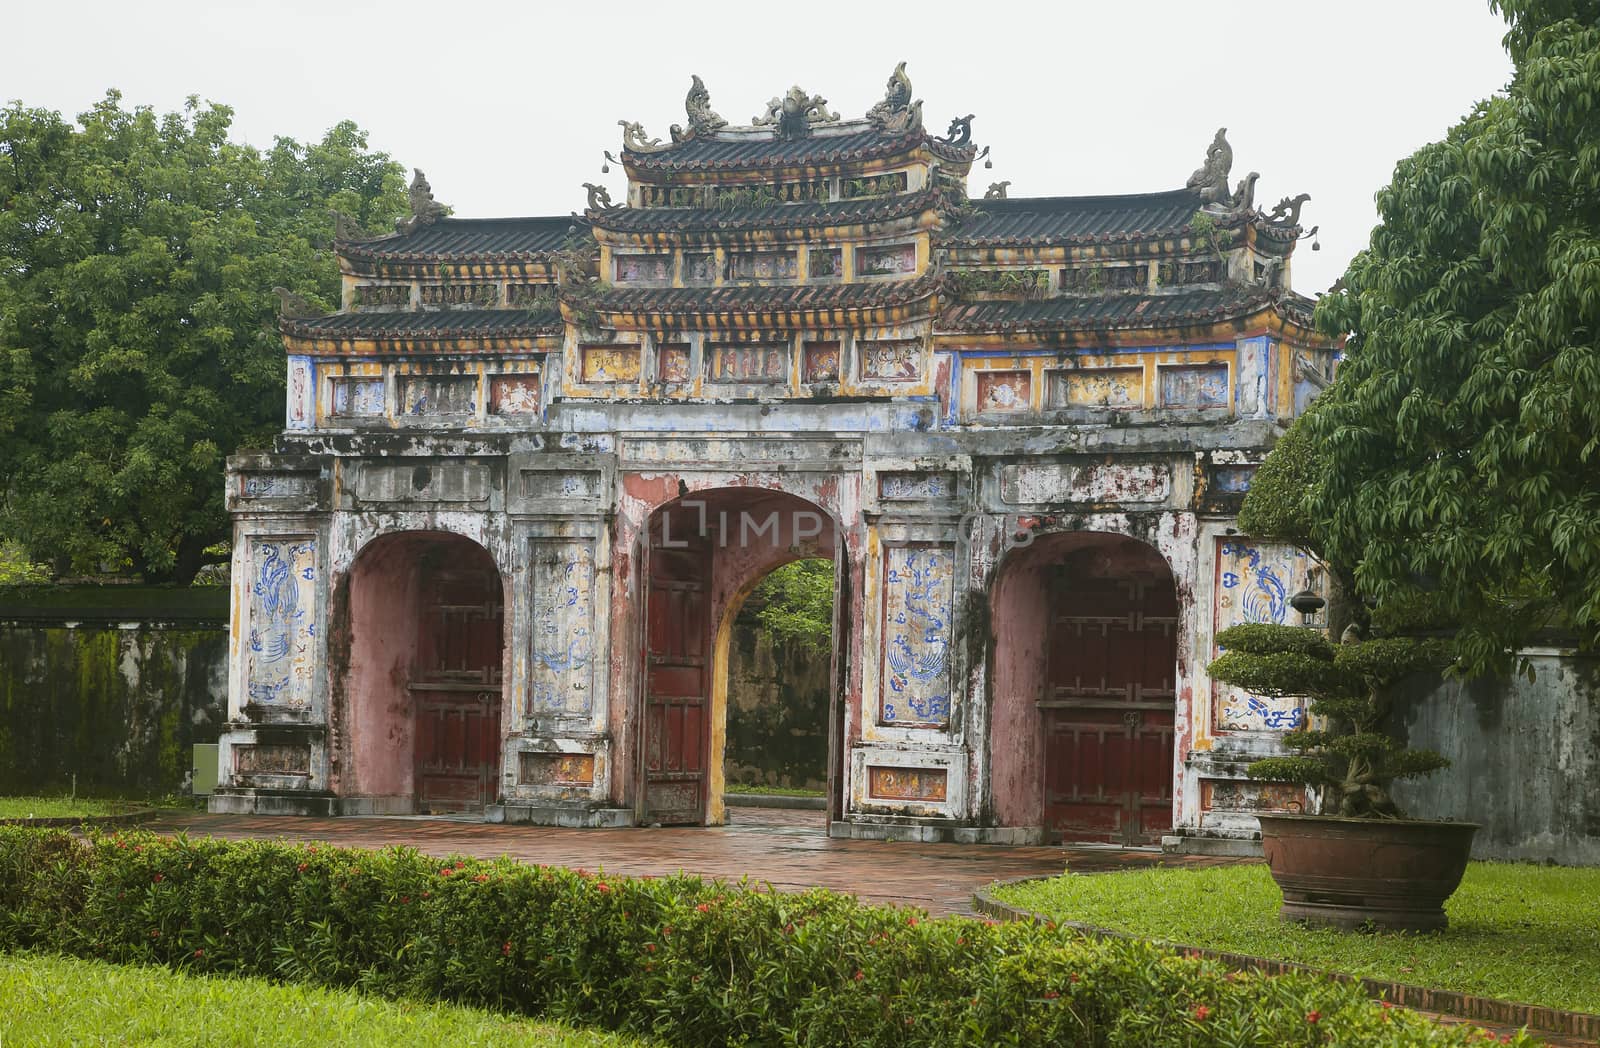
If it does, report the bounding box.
[729,251,797,280]
[868,765,948,802]
[400,375,476,416]
[245,538,317,707]
[802,341,840,382]
[489,375,541,415]
[615,254,673,283]
[581,345,641,383]
[685,253,716,283]
[709,343,788,383]
[856,243,916,276]
[1200,778,1305,813]
[808,249,842,278]
[976,370,1032,412]
[1051,367,1144,409]
[859,340,923,382]
[880,546,955,726]
[529,540,596,716]
[287,357,314,430]
[1212,539,1311,732]
[519,751,596,786]
[658,344,692,383]
[1236,336,1275,418]
[1159,363,1230,410]
[879,471,955,501]
[331,377,385,417]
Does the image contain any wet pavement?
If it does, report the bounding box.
[142,805,1242,916]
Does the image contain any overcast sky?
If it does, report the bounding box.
[12,1,1514,293]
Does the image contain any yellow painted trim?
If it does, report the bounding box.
[705,574,767,827]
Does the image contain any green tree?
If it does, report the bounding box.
[752,559,834,654]
[0,92,406,583]
[1309,0,1600,674]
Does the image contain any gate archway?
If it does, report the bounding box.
[640,488,840,826]
[990,531,1178,845]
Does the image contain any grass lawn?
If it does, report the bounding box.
[0,796,138,819]
[0,952,652,1047]
[991,861,1600,1015]
[723,782,824,797]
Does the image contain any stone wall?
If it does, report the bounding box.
[723,593,831,791]
[0,587,228,795]
[1392,650,1600,866]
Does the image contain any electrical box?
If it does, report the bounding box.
[191,744,219,797]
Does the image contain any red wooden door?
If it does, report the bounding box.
[413,557,503,813]
[643,543,711,824]
[1042,566,1176,845]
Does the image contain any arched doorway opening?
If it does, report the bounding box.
[341,531,505,814]
[641,489,840,827]
[990,532,1178,845]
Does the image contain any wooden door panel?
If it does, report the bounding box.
[1042,563,1177,846]
[413,555,503,814]
[643,536,711,825]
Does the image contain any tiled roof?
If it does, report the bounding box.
[948,190,1205,246]
[282,307,563,339]
[595,272,941,315]
[940,287,1295,332]
[589,189,942,234]
[338,216,583,261]
[624,126,973,172]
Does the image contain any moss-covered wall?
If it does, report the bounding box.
[723,600,831,791]
[0,587,228,795]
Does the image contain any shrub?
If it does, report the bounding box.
[0,828,1535,1046]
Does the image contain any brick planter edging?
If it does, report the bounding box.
[973,876,1600,1044]
[0,808,165,829]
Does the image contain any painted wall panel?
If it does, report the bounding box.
[245,538,317,707]
[880,545,954,726]
[1212,539,1310,731]
[529,540,596,716]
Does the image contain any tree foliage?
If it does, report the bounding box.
[0,92,406,583]
[1308,0,1600,674]
[752,559,834,654]
[1208,625,1451,817]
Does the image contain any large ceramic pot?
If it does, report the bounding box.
[1255,814,1479,932]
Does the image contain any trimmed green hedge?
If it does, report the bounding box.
[0,829,1535,1046]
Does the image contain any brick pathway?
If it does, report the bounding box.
[142,806,1242,916]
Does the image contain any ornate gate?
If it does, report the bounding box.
[1041,559,1177,845]
[412,556,503,813]
[643,541,712,824]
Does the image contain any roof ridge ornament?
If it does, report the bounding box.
[1268,193,1311,227]
[865,61,923,133]
[272,287,320,319]
[752,86,840,140]
[1186,128,1233,206]
[944,114,974,148]
[396,169,449,235]
[329,208,382,243]
[671,74,727,143]
[619,120,666,154]
[582,182,618,212]
[984,181,1010,200]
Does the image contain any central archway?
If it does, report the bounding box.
[990,531,1178,845]
[339,531,505,814]
[640,488,840,826]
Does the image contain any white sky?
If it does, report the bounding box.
[11,0,1515,293]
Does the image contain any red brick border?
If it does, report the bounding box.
[973,878,1600,1045]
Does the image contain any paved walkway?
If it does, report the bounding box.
[143,806,1242,916]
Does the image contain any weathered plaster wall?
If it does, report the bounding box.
[0,588,227,794]
[1391,651,1600,866]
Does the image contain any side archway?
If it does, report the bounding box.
[335,530,506,814]
[989,531,1178,844]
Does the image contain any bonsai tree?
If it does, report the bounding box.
[1208,625,1450,817]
